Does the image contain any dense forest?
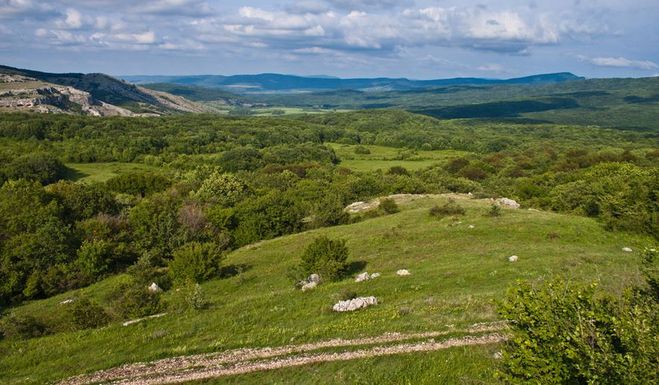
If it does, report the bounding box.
[0,110,656,307]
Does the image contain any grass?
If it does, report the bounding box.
[0,195,652,384]
[65,162,163,183]
[328,143,470,172]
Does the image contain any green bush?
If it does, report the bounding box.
[497,277,658,384]
[111,282,163,319]
[0,313,49,340]
[379,198,400,214]
[429,199,466,218]
[67,297,110,330]
[486,204,502,217]
[168,242,224,285]
[300,236,349,282]
[354,146,371,155]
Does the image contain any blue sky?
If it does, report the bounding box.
[1,0,658,78]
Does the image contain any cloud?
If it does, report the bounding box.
[582,56,658,70]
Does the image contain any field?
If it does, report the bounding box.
[0,194,650,384]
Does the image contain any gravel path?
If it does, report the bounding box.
[60,322,506,385]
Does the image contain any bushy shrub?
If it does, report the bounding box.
[300,236,349,282]
[0,313,49,340]
[111,282,163,319]
[354,145,371,155]
[168,242,224,285]
[429,199,466,218]
[486,204,502,217]
[379,198,399,214]
[497,277,658,384]
[67,297,110,330]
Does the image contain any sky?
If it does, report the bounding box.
[1,0,658,79]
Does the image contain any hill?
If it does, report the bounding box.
[0,194,650,384]
[0,65,209,115]
[123,72,582,93]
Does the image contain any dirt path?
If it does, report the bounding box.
[60,323,506,385]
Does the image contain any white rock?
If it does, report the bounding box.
[301,281,317,291]
[59,299,74,305]
[308,274,321,283]
[622,247,633,252]
[370,272,381,279]
[508,255,519,262]
[493,351,503,360]
[397,269,411,276]
[333,296,378,312]
[122,313,167,327]
[468,225,475,229]
[496,198,520,209]
[355,272,370,282]
[148,282,162,293]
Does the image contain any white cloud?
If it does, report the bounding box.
[583,56,658,70]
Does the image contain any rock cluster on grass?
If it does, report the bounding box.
[300,273,321,291]
[396,269,411,276]
[333,296,378,312]
[496,198,520,209]
[622,247,633,252]
[508,255,519,262]
[355,272,380,282]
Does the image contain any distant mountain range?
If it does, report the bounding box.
[0,65,209,116]
[123,72,584,93]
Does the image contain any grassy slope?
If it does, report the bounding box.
[65,162,163,183]
[0,195,651,384]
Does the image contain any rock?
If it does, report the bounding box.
[622,247,633,252]
[59,299,74,305]
[496,198,520,209]
[122,313,167,327]
[301,281,317,291]
[397,269,411,276]
[148,282,162,293]
[468,225,475,229]
[308,274,321,283]
[355,272,370,282]
[370,272,381,279]
[493,351,503,360]
[508,255,519,262]
[333,296,378,312]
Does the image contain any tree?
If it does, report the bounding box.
[300,236,349,281]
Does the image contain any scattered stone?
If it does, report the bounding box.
[493,351,503,360]
[308,274,321,283]
[397,269,411,276]
[122,313,167,327]
[496,198,520,209]
[301,281,317,292]
[148,282,162,293]
[468,225,475,229]
[508,255,519,262]
[333,296,378,312]
[370,272,381,279]
[355,272,381,282]
[622,247,633,252]
[344,201,374,214]
[59,299,75,305]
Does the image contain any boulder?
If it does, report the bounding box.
[508,255,519,262]
[333,296,378,312]
[301,281,317,291]
[59,299,74,305]
[308,274,321,283]
[355,272,370,282]
[370,272,381,279]
[622,247,633,252]
[396,269,411,276]
[148,282,162,293]
[496,198,520,209]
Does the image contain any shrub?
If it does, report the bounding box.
[486,204,502,217]
[379,198,399,214]
[183,281,208,310]
[497,277,658,384]
[300,236,349,282]
[354,146,371,155]
[0,313,49,340]
[68,297,110,330]
[386,166,410,176]
[429,199,466,218]
[168,242,224,285]
[112,282,163,319]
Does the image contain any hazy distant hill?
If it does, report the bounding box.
[123,72,583,93]
[0,65,209,115]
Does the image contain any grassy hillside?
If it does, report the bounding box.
[0,195,651,384]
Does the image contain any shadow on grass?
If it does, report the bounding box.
[220,263,252,279]
[63,166,89,182]
[343,260,368,277]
